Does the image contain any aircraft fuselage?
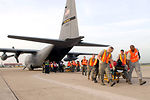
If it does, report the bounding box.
[25,44,73,70]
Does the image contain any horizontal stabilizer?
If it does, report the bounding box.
[75,42,109,47]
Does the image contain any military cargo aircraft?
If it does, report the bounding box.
[0,0,109,70]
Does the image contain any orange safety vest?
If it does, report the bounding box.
[129,48,139,63]
[89,58,95,66]
[67,62,71,66]
[101,49,111,64]
[72,61,76,66]
[94,59,98,66]
[82,59,88,65]
[51,63,53,67]
[120,54,126,64]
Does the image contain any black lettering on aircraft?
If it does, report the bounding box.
[62,16,76,25]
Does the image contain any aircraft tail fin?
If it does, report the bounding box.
[59,0,79,40]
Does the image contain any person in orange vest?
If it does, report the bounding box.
[87,54,96,80]
[53,61,58,73]
[127,45,146,85]
[92,58,100,83]
[81,56,88,76]
[67,61,71,67]
[117,49,127,65]
[97,46,116,87]
[71,60,76,72]
[50,62,53,72]
[117,49,129,82]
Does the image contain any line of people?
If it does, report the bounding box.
[81,45,146,87]
[42,61,64,74]
[67,60,81,72]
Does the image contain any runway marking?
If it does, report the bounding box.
[34,74,138,100]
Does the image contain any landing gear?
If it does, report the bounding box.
[28,65,34,71]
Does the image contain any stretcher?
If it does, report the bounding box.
[64,66,72,72]
[104,65,128,83]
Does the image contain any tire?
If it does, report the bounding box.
[28,65,34,71]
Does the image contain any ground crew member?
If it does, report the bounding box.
[66,61,71,72]
[67,61,71,67]
[117,49,127,65]
[117,49,129,82]
[127,45,146,85]
[53,61,58,73]
[87,54,95,80]
[72,60,76,72]
[92,58,99,83]
[58,61,64,72]
[81,56,88,76]
[45,60,50,74]
[76,61,80,72]
[50,62,53,72]
[97,47,116,87]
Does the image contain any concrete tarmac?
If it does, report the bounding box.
[0,66,150,100]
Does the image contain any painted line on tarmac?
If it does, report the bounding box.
[34,74,138,100]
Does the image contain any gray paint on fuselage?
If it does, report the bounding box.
[25,45,54,68]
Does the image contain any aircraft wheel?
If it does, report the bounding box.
[29,65,34,71]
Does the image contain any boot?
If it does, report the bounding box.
[100,80,105,86]
[139,79,146,85]
[128,80,132,85]
[93,78,98,83]
[109,80,116,87]
[88,76,90,80]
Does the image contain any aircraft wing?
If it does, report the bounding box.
[0,48,38,54]
[75,42,109,47]
[64,52,98,61]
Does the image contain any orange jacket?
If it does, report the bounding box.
[72,61,76,66]
[81,59,88,65]
[129,48,139,63]
[67,62,71,66]
[101,49,111,64]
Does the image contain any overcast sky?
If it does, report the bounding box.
[0,0,150,64]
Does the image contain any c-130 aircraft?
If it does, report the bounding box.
[0,0,109,70]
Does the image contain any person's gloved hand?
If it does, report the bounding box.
[113,67,115,71]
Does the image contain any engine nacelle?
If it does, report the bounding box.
[64,55,78,61]
[1,53,8,61]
